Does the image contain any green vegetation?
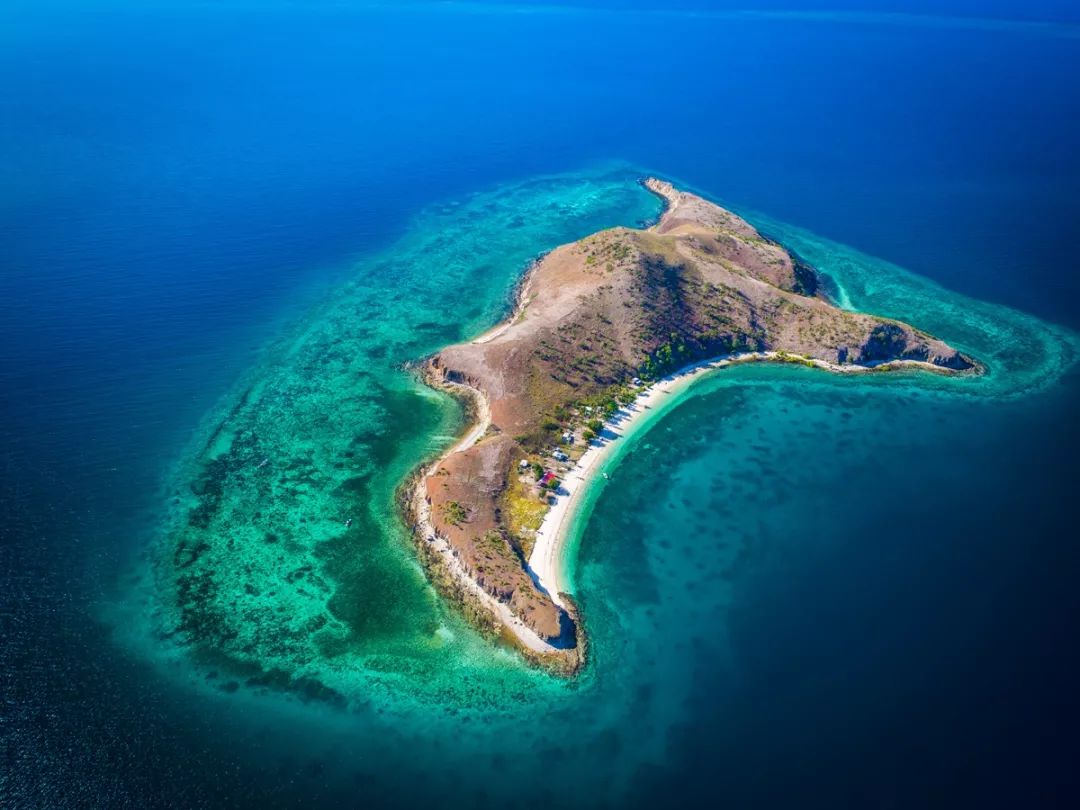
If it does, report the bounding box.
[502,471,548,558]
[442,501,468,526]
[639,332,689,380]
[577,383,635,418]
[478,530,506,554]
[774,350,817,368]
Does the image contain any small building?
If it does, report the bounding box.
[540,471,558,488]
[553,449,569,462]
[561,431,574,444]
[518,458,530,469]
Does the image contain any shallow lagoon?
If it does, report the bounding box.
[113,168,1078,805]
[4,3,1080,805]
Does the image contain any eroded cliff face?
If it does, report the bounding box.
[420,179,977,653]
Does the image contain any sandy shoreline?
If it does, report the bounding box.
[526,350,962,604]
[470,256,539,346]
[411,348,965,657]
[409,379,562,655]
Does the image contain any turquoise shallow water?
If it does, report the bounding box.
[109,168,1078,805]
[119,168,663,711]
[574,361,1080,803]
[4,5,1080,806]
[560,177,1079,593]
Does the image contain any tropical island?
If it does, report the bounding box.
[406,178,979,674]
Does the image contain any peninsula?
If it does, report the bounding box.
[407,178,978,673]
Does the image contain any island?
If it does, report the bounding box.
[405,178,978,674]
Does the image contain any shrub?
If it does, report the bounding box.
[442,501,467,526]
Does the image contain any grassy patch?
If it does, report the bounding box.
[502,471,548,558]
[442,501,468,526]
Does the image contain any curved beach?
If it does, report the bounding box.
[526,350,968,605]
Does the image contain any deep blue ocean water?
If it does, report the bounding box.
[2,2,1079,807]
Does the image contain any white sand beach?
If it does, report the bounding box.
[526,356,747,606]
[526,350,948,604]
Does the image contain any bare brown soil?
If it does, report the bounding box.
[419,178,976,654]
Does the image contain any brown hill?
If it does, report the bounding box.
[417,178,976,665]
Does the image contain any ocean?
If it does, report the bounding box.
[2,2,1079,807]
